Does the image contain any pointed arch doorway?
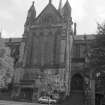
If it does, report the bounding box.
[69,73,85,105]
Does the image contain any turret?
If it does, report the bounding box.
[62,0,71,20]
[23,1,36,39]
[24,1,36,27]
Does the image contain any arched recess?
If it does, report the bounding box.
[68,73,85,105]
[71,73,84,91]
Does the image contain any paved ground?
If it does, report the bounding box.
[0,100,46,105]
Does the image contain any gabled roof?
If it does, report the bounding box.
[35,3,63,24]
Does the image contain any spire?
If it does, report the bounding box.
[62,0,71,19]
[28,1,36,18]
[58,0,62,13]
[25,1,36,26]
[32,1,34,5]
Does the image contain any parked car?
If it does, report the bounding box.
[38,96,57,104]
[52,94,60,100]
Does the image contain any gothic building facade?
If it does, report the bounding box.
[21,0,73,100]
[2,0,96,105]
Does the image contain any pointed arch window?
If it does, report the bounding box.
[42,14,55,24]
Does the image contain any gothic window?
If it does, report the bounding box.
[40,32,46,65]
[42,14,55,24]
[44,32,54,65]
[54,31,61,65]
[80,44,86,58]
[73,44,80,58]
[46,15,53,23]
[31,35,41,65]
[60,40,66,63]
[31,31,55,66]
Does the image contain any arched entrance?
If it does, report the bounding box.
[68,73,85,105]
[71,73,84,91]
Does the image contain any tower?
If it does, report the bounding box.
[62,0,71,21]
[24,1,36,32]
[15,0,73,101]
[61,0,73,96]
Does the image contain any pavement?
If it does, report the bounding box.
[0,100,47,105]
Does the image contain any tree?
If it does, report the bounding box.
[89,23,105,74]
[0,39,14,88]
[88,22,105,93]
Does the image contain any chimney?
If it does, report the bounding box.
[74,23,77,35]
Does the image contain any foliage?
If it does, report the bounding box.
[88,22,105,91]
[0,40,14,88]
[95,72,105,91]
[88,22,105,74]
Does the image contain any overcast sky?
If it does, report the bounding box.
[0,0,105,38]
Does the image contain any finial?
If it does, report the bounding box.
[32,1,35,5]
[49,0,52,4]
[58,0,62,11]
[66,0,69,3]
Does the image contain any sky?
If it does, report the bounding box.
[0,0,105,38]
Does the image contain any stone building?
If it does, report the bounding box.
[0,0,97,105]
[19,0,73,100]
